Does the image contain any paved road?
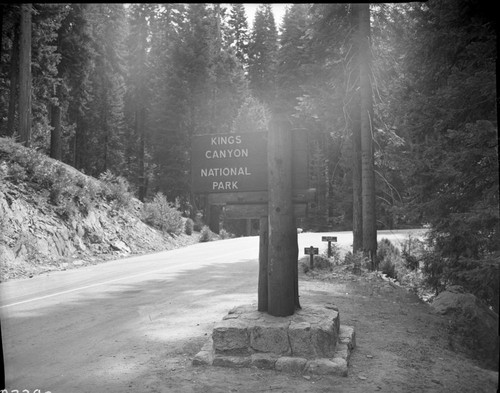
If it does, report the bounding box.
[0,229,424,392]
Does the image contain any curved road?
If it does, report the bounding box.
[0,229,424,392]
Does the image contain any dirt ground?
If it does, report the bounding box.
[135,266,498,393]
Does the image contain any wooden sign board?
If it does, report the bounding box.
[304,247,319,255]
[224,203,307,219]
[191,132,268,193]
[208,189,315,206]
[322,236,337,242]
[191,130,308,194]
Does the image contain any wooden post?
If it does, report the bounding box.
[267,115,297,317]
[305,246,319,270]
[258,216,268,312]
[309,246,315,270]
[322,236,337,258]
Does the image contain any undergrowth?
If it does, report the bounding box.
[141,192,184,235]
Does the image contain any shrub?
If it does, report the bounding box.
[32,160,57,188]
[299,254,334,274]
[99,170,134,209]
[321,243,341,265]
[8,162,27,184]
[343,251,370,274]
[421,251,447,295]
[377,238,402,279]
[49,168,72,205]
[444,256,499,314]
[312,255,333,271]
[142,193,184,235]
[185,218,194,235]
[219,229,233,239]
[199,225,215,242]
[402,235,426,270]
[193,212,204,231]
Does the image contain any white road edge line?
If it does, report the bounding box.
[1,248,255,309]
[0,267,174,309]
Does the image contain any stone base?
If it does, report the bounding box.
[193,303,356,376]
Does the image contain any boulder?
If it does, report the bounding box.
[431,286,499,367]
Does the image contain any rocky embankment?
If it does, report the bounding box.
[0,137,197,282]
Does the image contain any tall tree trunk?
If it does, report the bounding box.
[102,103,109,174]
[50,98,62,160]
[258,215,268,312]
[73,114,85,170]
[6,22,19,137]
[18,4,32,147]
[358,3,377,268]
[137,107,146,201]
[0,5,3,62]
[267,115,298,317]
[352,95,363,253]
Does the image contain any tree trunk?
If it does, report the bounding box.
[267,114,297,317]
[209,205,221,234]
[258,215,268,312]
[18,4,32,147]
[0,5,3,62]
[358,3,377,268]
[137,107,146,201]
[73,113,85,170]
[352,96,363,253]
[6,22,19,137]
[50,99,62,160]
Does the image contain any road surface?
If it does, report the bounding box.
[0,229,424,392]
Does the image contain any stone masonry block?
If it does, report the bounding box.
[311,319,337,358]
[288,321,314,358]
[339,325,356,350]
[213,355,251,368]
[192,349,213,366]
[250,321,291,355]
[333,343,351,364]
[250,353,278,370]
[275,356,307,374]
[305,358,347,376]
[212,319,249,355]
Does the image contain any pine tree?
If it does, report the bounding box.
[389,0,498,258]
[276,4,309,112]
[124,3,156,199]
[53,4,94,168]
[248,4,278,105]
[228,3,249,68]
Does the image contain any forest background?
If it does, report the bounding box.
[0,2,498,313]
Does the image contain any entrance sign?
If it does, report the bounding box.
[191,124,309,317]
[191,132,268,193]
[191,131,308,194]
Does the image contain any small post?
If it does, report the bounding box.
[304,246,319,270]
[309,246,314,269]
[321,236,338,258]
